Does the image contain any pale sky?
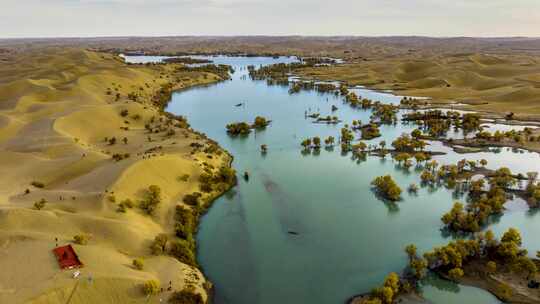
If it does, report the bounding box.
[1,0,540,38]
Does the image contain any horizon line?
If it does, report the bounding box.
[2,34,540,40]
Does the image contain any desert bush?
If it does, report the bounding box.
[133,258,144,270]
[33,198,47,210]
[178,174,190,182]
[497,282,513,301]
[122,198,134,208]
[117,203,127,213]
[142,280,160,295]
[139,185,162,215]
[73,234,90,245]
[175,205,196,239]
[120,109,129,117]
[169,239,196,266]
[486,261,497,274]
[199,183,212,193]
[168,290,204,304]
[150,233,168,255]
[183,192,202,206]
[112,153,130,161]
[31,181,45,188]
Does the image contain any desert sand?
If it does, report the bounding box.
[4,37,540,118]
[296,53,540,119]
[0,48,230,303]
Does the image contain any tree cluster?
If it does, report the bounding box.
[226,122,251,136]
[361,123,381,140]
[391,133,426,152]
[424,228,537,285]
[371,175,402,201]
[139,185,162,215]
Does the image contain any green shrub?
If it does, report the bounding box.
[122,198,134,208]
[252,116,270,129]
[169,239,196,266]
[31,181,45,188]
[199,183,212,193]
[73,234,90,245]
[448,268,464,281]
[371,175,402,201]
[116,203,127,213]
[175,205,195,239]
[178,174,190,182]
[120,109,129,117]
[168,290,204,304]
[226,122,251,136]
[132,258,144,270]
[496,282,513,301]
[486,261,497,274]
[150,234,168,255]
[142,280,160,295]
[33,198,47,210]
[139,185,162,215]
[361,124,381,140]
[183,192,202,206]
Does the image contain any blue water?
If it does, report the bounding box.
[126,55,540,304]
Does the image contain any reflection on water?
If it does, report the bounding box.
[420,273,502,304]
[126,55,537,304]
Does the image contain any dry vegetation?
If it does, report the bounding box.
[0,48,232,303]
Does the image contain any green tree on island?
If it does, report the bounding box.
[371,175,402,201]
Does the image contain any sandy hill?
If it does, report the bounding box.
[297,52,540,119]
[3,36,540,118]
[0,48,231,303]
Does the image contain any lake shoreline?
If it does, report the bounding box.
[289,71,540,159]
[283,61,540,304]
[150,53,540,304]
[0,48,242,303]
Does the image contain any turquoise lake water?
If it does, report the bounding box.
[124,55,540,304]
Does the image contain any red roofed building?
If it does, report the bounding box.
[53,245,84,269]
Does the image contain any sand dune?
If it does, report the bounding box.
[0,48,229,303]
[298,52,540,118]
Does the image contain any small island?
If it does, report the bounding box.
[371,175,402,201]
[351,228,540,304]
[226,116,271,136]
